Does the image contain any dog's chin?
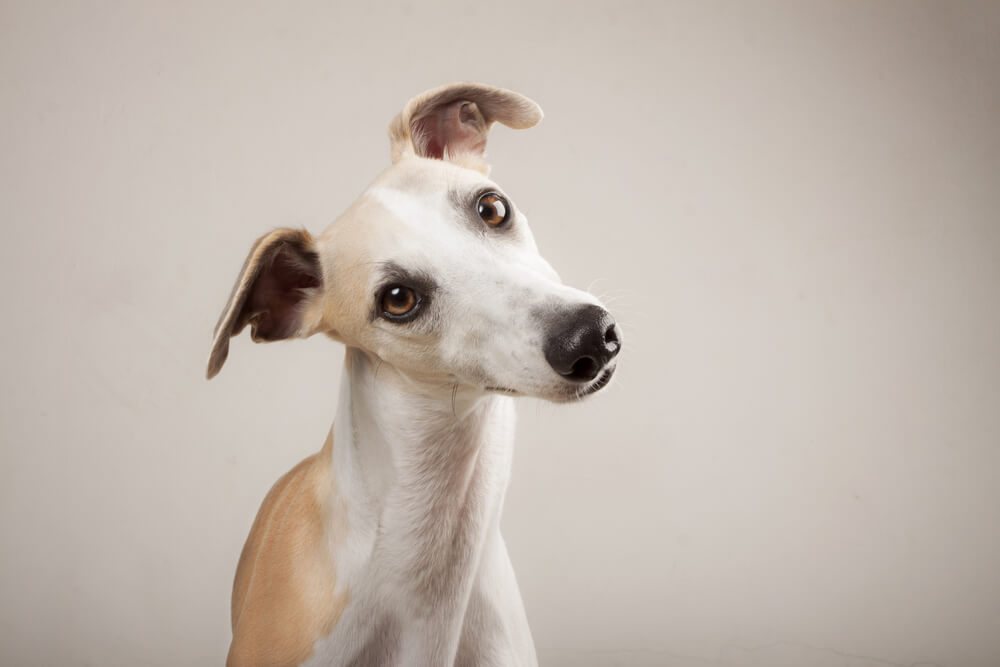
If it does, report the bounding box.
[486,365,616,403]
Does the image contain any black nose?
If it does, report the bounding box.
[544,304,621,382]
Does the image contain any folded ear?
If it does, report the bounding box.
[207,228,323,379]
[388,82,543,166]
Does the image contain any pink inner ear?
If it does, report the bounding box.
[413,100,487,159]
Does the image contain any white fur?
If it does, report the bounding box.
[214,83,619,666]
[304,349,530,666]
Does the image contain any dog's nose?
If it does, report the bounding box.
[544,304,621,382]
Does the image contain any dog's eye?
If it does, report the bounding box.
[477,193,510,227]
[380,285,420,320]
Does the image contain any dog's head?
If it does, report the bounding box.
[207,83,620,402]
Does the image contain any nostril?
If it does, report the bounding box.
[604,324,619,345]
[604,323,620,355]
[568,356,599,381]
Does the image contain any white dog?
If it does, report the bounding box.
[208,82,621,666]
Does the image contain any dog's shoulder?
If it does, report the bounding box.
[227,432,348,667]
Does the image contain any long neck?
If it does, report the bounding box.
[331,347,516,612]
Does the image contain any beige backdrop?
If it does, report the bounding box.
[2,1,999,666]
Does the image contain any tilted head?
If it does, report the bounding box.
[207,83,621,402]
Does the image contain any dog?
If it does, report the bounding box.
[207,82,621,667]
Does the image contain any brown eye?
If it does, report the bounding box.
[380,285,420,320]
[477,193,510,227]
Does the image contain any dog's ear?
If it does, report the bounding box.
[388,82,542,167]
[207,228,323,379]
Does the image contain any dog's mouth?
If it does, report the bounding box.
[484,365,616,401]
[575,366,615,399]
[485,385,519,395]
[487,366,615,401]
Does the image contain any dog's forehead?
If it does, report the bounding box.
[389,157,492,196]
[360,158,497,233]
[317,156,540,289]
[365,186,447,232]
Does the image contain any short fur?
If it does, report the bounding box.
[209,82,620,666]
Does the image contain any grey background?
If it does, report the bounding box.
[2,1,999,666]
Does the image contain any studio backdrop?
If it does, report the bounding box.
[1,2,998,666]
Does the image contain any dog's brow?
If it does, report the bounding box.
[367,186,436,225]
[447,187,471,217]
[375,261,436,292]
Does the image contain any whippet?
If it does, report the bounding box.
[207,82,622,667]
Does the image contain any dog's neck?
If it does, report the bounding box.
[330,347,515,615]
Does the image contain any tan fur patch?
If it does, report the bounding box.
[227,431,348,667]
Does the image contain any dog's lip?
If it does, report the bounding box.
[484,365,616,400]
[485,385,519,395]
[578,365,615,397]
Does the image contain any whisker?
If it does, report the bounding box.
[587,277,616,294]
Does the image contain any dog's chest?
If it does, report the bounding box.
[304,576,527,667]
